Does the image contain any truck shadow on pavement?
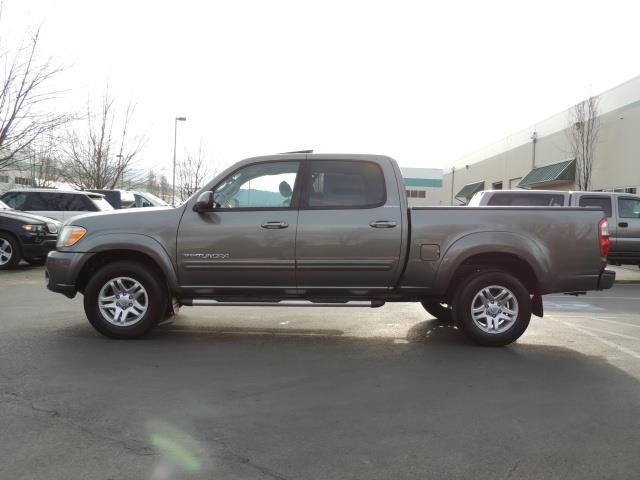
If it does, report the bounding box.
[146,318,469,346]
[7,318,640,480]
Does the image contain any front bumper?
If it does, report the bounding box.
[598,269,616,290]
[45,250,93,298]
[22,236,57,258]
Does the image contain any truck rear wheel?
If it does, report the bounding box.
[83,261,165,339]
[420,300,453,323]
[453,270,531,346]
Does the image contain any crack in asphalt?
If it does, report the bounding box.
[0,391,156,458]
[213,437,292,480]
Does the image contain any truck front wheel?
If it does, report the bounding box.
[453,270,531,346]
[83,261,165,339]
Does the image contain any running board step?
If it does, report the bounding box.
[182,299,385,308]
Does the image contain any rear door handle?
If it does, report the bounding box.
[369,220,397,228]
[619,222,629,228]
[261,221,289,229]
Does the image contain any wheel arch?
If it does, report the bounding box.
[74,234,178,296]
[434,231,551,299]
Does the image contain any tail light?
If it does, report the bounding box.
[598,217,610,258]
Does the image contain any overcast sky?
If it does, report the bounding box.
[6,0,640,175]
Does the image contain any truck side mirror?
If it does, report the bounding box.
[193,191,214,213]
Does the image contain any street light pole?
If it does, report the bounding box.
[172,116,187,206]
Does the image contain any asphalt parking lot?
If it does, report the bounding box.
[1,265,640,480]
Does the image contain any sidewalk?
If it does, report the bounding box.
[609,265,640,283]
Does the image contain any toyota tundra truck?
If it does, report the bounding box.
[45,153,615,346]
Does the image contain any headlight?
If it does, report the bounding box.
[22,224,45,233]
[57,226,87,247]
[46,222,59,234]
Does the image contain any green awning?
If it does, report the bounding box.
[519,159,576,188]
[456,181,485,199]
[404,178,443,188]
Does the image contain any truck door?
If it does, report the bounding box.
[615,196,640,256]
[295,157,403,291]
[176,160,301,289]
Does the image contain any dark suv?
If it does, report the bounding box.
[0,200,60,269]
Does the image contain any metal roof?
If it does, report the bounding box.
[518,159,576,187]
[456,181,485,198]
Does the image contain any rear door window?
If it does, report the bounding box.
[618,197,640,218]
[24,192,60,211]
[306,160,385,208]
[579,196,612,217]
[61,194,95,211]
[487,193,565,206]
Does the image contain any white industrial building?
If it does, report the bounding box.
[443,75,640,204]
[400,167,443,206]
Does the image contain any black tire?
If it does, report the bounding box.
[421,299,453,323]
[24,256,46,266]
[0,233,21,270]
[453,270,531,347]
[83,261,166,339]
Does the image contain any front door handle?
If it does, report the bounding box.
[369,220,397,228]
[619,222,629,228]
[261,221,289,229]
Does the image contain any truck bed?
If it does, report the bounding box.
[402,206,607,295]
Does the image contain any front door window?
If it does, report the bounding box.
[213,161,299,209]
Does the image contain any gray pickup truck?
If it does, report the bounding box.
[46,153,615,346]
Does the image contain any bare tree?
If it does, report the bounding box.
[61,89,147,189]
[145,169,158,195]
[177,142,214,201]
[567,95,600,190]
[26,134,62,187]
[0,26,71,172]
[159,174,170,202]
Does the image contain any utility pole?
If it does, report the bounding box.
[172,116,187,206]
[450,167,455,205]
[530,131,538,169]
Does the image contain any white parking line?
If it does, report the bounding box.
[552,317,640,360]
[571,324,640,341]
[547,296,640,300]
[551,315,640,329]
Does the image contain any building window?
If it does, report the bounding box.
[14,177,31,186]
[406,189,426,199]
[492,181,503,190]
[0,175,9,183]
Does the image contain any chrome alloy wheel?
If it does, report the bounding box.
[470,285,519,334]
[98,277,149,326]
[0,239,13,265]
